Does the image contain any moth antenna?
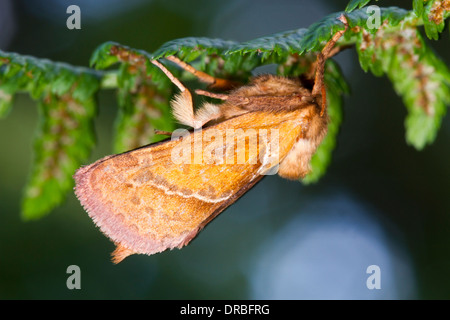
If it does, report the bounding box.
[312,14,348,116]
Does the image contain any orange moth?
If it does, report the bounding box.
[74,15,348,263]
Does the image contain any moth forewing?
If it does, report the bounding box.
[256,127,281,176]
[74,108,309,262]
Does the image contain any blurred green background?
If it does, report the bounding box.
[0,0,449,299]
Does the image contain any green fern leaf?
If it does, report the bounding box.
[22,91,97,220]
[421,0,449,40]
[90,41,120,69]
[413,0,425,17]
[355,24,450,149]
[91,43,175,153]
[0,51,102,219]
[226,29,308,61]
[345,0,373,13]
[0,89,13,118]
[151,37,238,61]
[113,63,174,153]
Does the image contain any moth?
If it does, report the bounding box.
[74,15,348,263]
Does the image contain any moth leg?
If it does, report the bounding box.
[195,89,229,100]
[151,59,200,128]
[192,89,230,126]
[193,102,224,127]
[312,14,348,116]
[154,129,173,136]
[165,55,240,90]
[152,59,223,128]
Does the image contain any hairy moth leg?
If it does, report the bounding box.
[165,55,240,90]
[312,14,349,116]
[152,59,223,129]
[151,59,197,127]
[194,89,229,101]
